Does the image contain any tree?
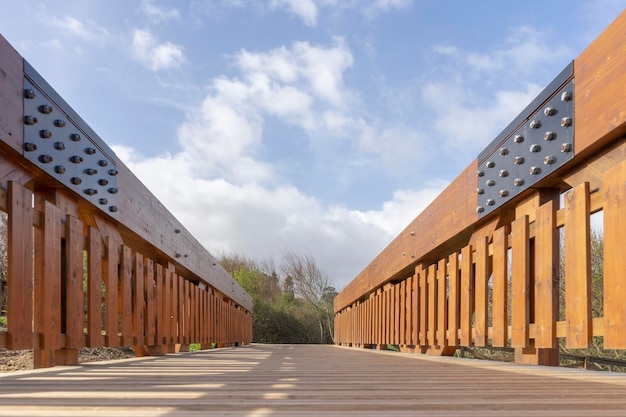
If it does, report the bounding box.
[280,250,336,343]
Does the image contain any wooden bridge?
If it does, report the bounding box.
[0,28,252,368]
[1,6,626,417]
[335,9,626,366]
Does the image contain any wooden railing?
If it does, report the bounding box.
[335,10,626,365]
[0,35,252,368]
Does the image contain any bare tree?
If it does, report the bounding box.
[280,250,336,343]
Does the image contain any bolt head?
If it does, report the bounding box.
[561,117,572,127]
[513,135,524,143]
[544,106,557,116]
[561,91,573,102]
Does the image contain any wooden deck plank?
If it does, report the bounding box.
[3,345,626,416]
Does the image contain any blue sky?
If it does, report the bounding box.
[1,1,624,289]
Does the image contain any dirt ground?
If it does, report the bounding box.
[0,347,136,372]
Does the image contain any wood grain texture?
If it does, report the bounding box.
[491,226,508,348]
[0,35,23,153]
[87,227,103,348]
[564,182,592,349]
[604,160,626,348]
[534,200,558,349]
[575,9,626,156]
[7,182,33,350]
[460,245,473,346]
[120,245,133,347]
[104,236,120,347]
[447,253,459,347]
[65,216,84,349]
[436,259,447,348]
[474,237,488,347]
[40,201,61,350]
[5,344,626,416]
[511,215,529,348]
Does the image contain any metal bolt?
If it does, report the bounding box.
[98,160,108,167]
[513,134,524,143]
[477,170,485,177]
[409,231,415,236]
[24,89,36,99]
[477,188,485,195]
[499,169,508,177]
[39,129,52,139]
[476,206,485,213]
[530,144,541,153]
[544,106,557,116]
[175,229,182,234]
[499,148,509,156]
[70,133,81,142]
[560,143,572,152]
[24,143,37,152]
[486,199,495,206]
[530,120,541,129]
[85,188,98,196]
[530,166,541,175]
[98,179,109,186]
[71,177,82,185]
[54,142,65,150]
[175,253,182,259]
[561,117,572,127]
[108,169,118,176]
[544,131,556,141]
[514,156,525,165]
[84,168,97,175]
[109,206,118,213]
[486,179,496,187]
[70,155,83,163]
[486,161,495,168]
[544,155,556,165]
[514,178,525,186]
[38,154,53,164]
[499,190,509,198]
[38,104,53,114]
[561,91,572,102]
[99,198,108,205]
[54,165,66,174]
[108,187,118,194]
[24,116,38,125]
[85,147,96,155]
[54,119,66,128]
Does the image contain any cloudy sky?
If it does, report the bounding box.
[1,1,624,290]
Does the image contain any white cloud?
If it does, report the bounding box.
[43,14,110,44]
[270,0,319,26]
[141,0,181,23]
[131,29,185,71]
[267,0,413,26]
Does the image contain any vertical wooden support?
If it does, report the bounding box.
[534,200,558,349]
[474,237,488,347]
[177,275,184,344]
[428,264,436,348]
[172,272,179,344]
[133,252,145,346]
[39,201,61,350]
[406,277,413,346]
[65,215,84,350]
[400,280,406,345]
[163,265,172,346]
[564,182,592,349]
[413,266,419,346]
[447,252,459,347]
[419,266,427,347]
[7,182,33,350]
[120,245,133,346]
[87,227,103,347]
[155,263,164,345]
[604,160,626,348]
[144,258,155,346]
[460,245,473,346]
[394,284,400,345]
[511,215,529,348]
[104,236,120,347]
[436,258,447,348]
[492,226,508,347]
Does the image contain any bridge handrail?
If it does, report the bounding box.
[334,9,626,364]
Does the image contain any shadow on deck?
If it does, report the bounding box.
[2,344,626,416]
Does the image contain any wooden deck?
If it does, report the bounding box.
[2,345,626,416]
